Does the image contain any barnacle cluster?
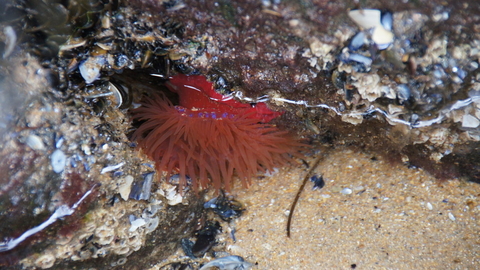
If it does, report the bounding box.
[0,53,204,268]
[19,198,165,268]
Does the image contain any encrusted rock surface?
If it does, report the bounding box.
[1,0,480,269]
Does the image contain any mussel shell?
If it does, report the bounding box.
[108,80,132,109]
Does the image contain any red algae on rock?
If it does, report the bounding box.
[131,74,303,192]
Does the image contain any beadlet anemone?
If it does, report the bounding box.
[131,74,303,192]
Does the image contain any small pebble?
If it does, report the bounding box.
[426,202,433,210]
[353,186,364,191]
[55,136,64,148]
[26,134,45,151]
[81,143,92,155]
[79,56,105,84]
[51,149,66,173]
[448,213,456,221]
[340,188,353,195]
[310,174,325,190]
[396,84,411,104]
[113,171,124,177]
[321,194,331,199]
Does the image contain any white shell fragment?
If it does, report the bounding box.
[79,56,105,84]
[381,11,393,31]
[349,9,394,50]
[340,187,353,195]
[26,134,45,151]
[348,53,373,66]
[119,175,134,200]
[160,185,183,205]
[101,162,125,174]
[199,255,253,270]
[372,26,394,50]
[59,38,87,51]
[348,9,382,29]
[129,216,146,232]
[50,149,66,173]
[55,136,65,148]
[349,31,366,51]
[3,26,17,59]
[461,114,480,128]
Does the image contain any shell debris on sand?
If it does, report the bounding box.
[226,149,480,269]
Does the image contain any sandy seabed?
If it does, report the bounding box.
[226,148,480,270]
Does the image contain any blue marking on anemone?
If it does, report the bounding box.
[175,106,186,113]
